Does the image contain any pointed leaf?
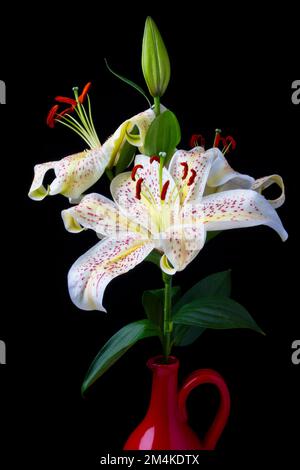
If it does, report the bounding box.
[82,320,159,394]
[173,325,205,347]
[173,270,232,314]
[173,296,264,334]
[105,58,151,107]
[173,270,232,346]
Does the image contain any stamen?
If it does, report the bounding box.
[135,177,144,199]
[161,180,170,200]
[79,82,92,103]
[187,169,197,186]
[47,105,59,128]
[180,162,189,180]
[55,96,77,106]
[150,155,160,164]
[189,134,205,148]
[222,136,237,155]
[47,82,100,149]
[56,106,75,120]
[131,164,144,181]
[213,128,222,148]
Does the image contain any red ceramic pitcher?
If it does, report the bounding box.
[124,356,230,450]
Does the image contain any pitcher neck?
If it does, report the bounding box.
[147,356,179,414]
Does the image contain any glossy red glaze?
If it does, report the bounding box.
[124,356,230,451]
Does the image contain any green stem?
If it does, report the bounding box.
[154,96,161,117]
[162,270,173,361]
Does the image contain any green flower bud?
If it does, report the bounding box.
[142,17,171,98]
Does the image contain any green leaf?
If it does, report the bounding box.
[142,286,181,332]
[82,320,159,394]
[115,126,138,175]
[173,270,231,315]
[173,270,232,346]
[105,58,151,107]
[173,296,264,334]
[173,325,206,347]
[144,110,181,160]
[206,231,221,243]
[142,16,171,98]
[145,249,161,267]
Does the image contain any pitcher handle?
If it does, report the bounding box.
[178,368,231,450]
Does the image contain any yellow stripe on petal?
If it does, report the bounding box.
[160,254,176,275]
[62,210,85,233]
[62,193,149,239]
[104,108,156,168]
[29,147,108,202]
[198,189,288,241]
[50,148,107,200]
[28,162,55,201]
[68,236,154,312]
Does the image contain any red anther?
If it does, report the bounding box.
[47,105,59,128]
[57,106,75,119]
[222,135,237,151]
[79,82,92,103]
[131,164,144,181]
[150,155,160,164]
[161,180,170,200]
[135,178,144,199]
[189,134,205,148]
[187,169,197,186]
[180,162,189,180]
[55,96,77,106]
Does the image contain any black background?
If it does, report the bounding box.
[0,4,299,468]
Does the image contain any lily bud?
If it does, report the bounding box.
[142,16,171,98]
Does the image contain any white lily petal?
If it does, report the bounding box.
[206,148,254,191]
[29,147,108,202]
[28,162,55,200]
[68,235,154,312]
[62,210,85,233]
[62,193,149,239]
[168,147,216,203]
[110,155,179,234]
[197,189,288,241]
[160,220,206,272]
[49,148,108,199]
[103,108,156,168]
[251,174,285,209]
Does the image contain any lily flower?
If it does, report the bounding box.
[204,148,285,209]
[28,82,156,202]
[62,148,287,312]
[189,130,285,209]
